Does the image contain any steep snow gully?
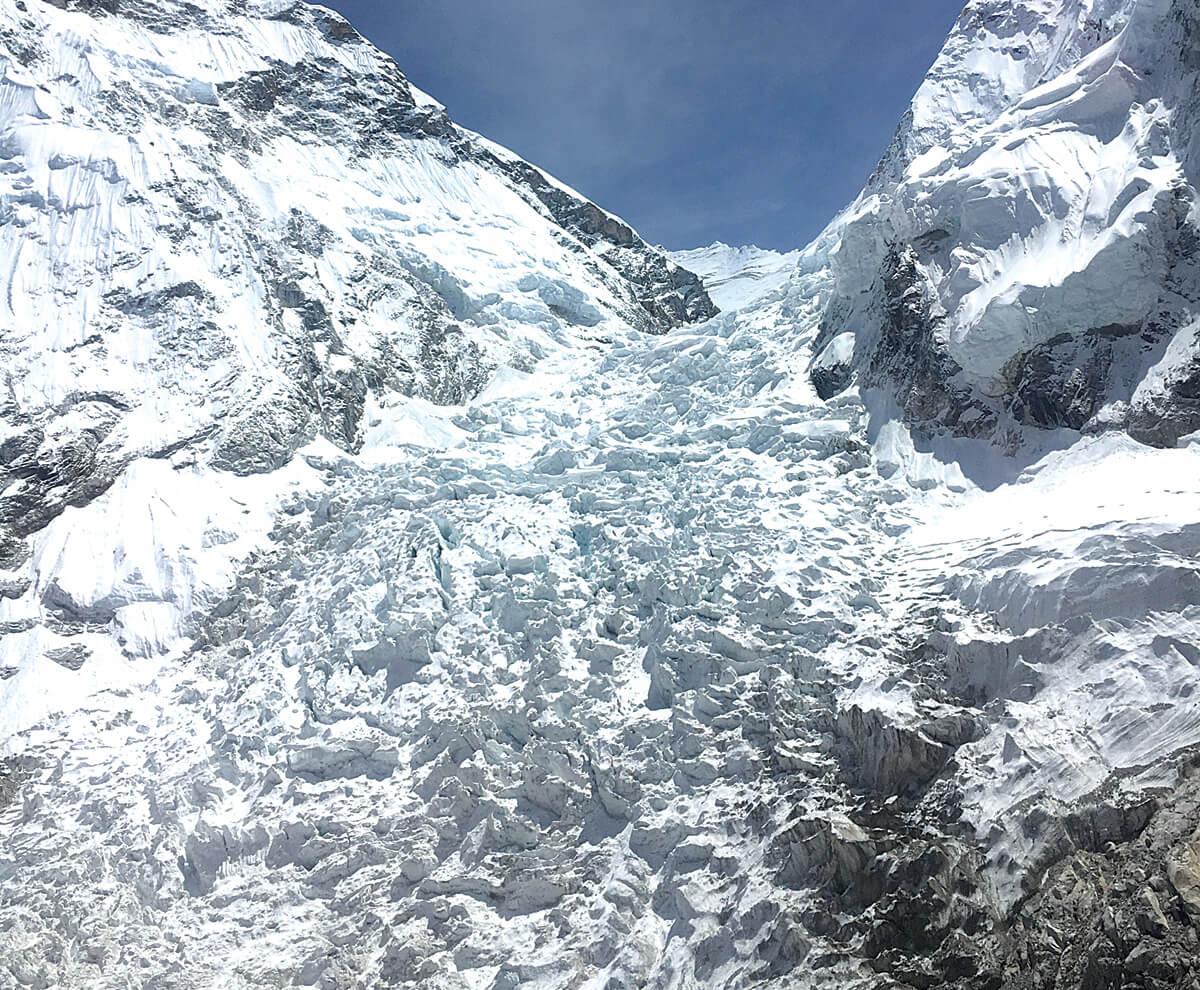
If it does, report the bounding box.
[2,0,1200,988]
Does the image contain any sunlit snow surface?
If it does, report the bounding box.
[1,0,1200,986]
[3,266,1199,986]
[0,0,710,744]
[668,244,801,313]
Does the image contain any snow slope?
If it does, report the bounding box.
[2,1,1200,989]
[669,243,800,312]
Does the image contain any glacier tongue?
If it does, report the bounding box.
[3,0,1200,989]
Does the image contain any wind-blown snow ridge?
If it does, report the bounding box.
[2,0,1200,988]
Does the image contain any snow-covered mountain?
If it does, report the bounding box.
[0,0,714,736]
[668,243,800,312]
[810,0,1200,448]
[2,1,1200,989]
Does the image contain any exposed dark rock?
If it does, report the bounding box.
[995,760,1200,990]
[775,810,888,906]
[45,645,90,671]
[0,406,126,567]
[217,68,282,112]
[209,49,715,333]
[862,246,998,439]
[212,393,314,477]
[1066,800,1157,852]
[810,329,856,400]
[1129,332,1200,447]
[811,360,855,401]
[832,705,954,799]
[0,758,35,811]
[1006,328,1137,431]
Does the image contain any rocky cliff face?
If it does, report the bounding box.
[2,2,1200,990]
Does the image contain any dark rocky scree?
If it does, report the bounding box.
[764,580,1200,990]
[999,759,1200,990]
[773,695,1200,990]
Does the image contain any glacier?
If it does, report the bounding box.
[1,0,1200,989]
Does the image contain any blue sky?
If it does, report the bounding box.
[324,1,965,252]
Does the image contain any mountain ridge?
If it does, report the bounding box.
[668,243,801,313]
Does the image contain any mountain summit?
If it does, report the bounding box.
[812,0,1200,447]
[2,1,1200,989]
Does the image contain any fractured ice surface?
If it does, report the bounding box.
[2,0,1200,987]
